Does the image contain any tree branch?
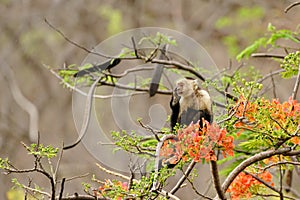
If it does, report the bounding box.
[222,147,292,192]
[210,160,225,200]
[63,75,102,150]
[291,64,300,100]
[170,160,196,194]
[285,1,300,13]
[251,53,285,59]
[1,63,39,142]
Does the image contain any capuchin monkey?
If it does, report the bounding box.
[170,78,213,130]
[155,78,213,172]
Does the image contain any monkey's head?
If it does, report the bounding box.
[175,79,194,97]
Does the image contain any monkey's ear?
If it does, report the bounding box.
[194,79,202,88]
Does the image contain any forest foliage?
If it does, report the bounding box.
[1,2,300,200]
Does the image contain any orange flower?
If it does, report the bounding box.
[176,122,234,163]
[291,136,300,145]
[227,170,274,199]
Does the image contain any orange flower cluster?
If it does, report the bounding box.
[160,122,234,164]
[227,170,274,200]
[233,96,300,143]
[179,121,234,162]
[96,179,128,199]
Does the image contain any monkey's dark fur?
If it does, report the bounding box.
[170,78,213,130]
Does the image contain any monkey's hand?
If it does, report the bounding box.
[171,87,180,107]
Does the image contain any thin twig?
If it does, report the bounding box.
[47,66,148,98]
[186,177,213,200]
[284,1,300,13]
[138,120,161,141]
[63,173,90,182]
[54,143,64,183]
[251,53,285,59]
[63,75,102,150]
[45,18,112,59]
[1,63,39,142]
[21,184,51,198]
[257,69,285,83]
[291,64,300,100]
[244,171,280,194]
[96,163,137,182]
[170,160,196,194]
[259,161,300,171]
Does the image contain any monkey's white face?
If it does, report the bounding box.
[176,80,193,97]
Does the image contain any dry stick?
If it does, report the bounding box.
[96,163,181,200]
[186,177,213,200]
[54,143,64,184]
[170,160,196,194]
[44,18,112,59]
[285,1,300,13]
[251,53,285,59]
[222,147,292,192]
[63,75,102,150]
[96,163,138,182]
[261,161,300,171]
[291,64,300,100]
[138,120,161,141]
[48,66,147,98]
[152,135,178,190]
[210,160,226,200]
[257,69,285,83]
[60,195,101,200]
[1,63,39,142]
[278,158,284,200]
[63,173,90,183]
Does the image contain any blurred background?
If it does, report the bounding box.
[0,0,299,199]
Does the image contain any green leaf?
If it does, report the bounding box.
[25,143,58,159]
[236,37,267,61]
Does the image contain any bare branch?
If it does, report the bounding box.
[60,194,100,200]
[222,147,292,192]
[63,75,102,150]
[138,120,161,141]
[251,53,285,59]
[49,65,148,99]
[170,160,196,194]
[291,64,300,100]
[210,160,225,200]
[285,1,300,13]
[59,178,66,200]
[44,18,112,59]
[260,161,300,171]
[186,177,213,200]
[1,63,39,142]
[96,163,136,182]
[257,69,285,83]
[63,173,90,182]
[244,171,280,195]
[21,184,51,198]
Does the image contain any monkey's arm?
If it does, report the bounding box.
[170,88,180,130]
